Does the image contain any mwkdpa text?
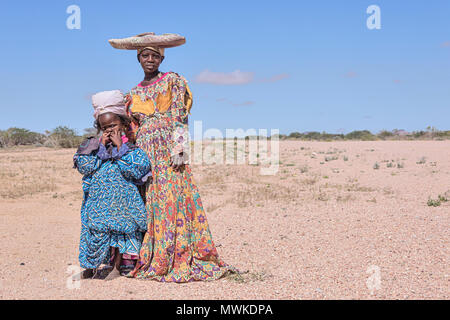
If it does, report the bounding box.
[221,304,273,315]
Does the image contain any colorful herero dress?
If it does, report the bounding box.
[74,137,151,269]
[125,71,235,282]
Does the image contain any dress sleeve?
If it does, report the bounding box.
[116,147,152,182]
[74,154,102,176]
[170,75,192,160]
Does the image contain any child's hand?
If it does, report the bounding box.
[101,131,111,145]
[110,129,123,150]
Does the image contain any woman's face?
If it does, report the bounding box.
[139,49,164,73]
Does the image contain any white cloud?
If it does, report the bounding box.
[232,101,255,106]
[194,69,254,85]
[259,73,290,83]
[215,97,255,107]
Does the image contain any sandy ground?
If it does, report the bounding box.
[0,140,448,299]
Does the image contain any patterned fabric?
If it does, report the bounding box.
[74,140,151,269]
[125,72,236,282]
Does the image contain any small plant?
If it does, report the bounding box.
[397,162,404,169]
[427,194,448,207]
[387,162,393,168]
[343,156,349,161]
[299,165,309,173]
[325,156,338,162]
[373,162,380,170]
[416,157,427,164]
[316,192,329,201]
[427,198,441,207]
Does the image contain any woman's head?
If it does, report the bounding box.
[137,48,165,73]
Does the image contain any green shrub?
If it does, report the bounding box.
[46,126,83,148]
[0,128,45,147]
[345,130,377,141]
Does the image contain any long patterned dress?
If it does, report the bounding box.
[125,71,235,282]
[74,138,151,269]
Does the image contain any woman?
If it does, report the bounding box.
[118,38,236,282]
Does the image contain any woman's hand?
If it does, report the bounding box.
[109,129,123,151]
[170,152,185,172]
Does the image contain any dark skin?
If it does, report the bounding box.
[98,113,124,151]
[138,49,165,86]
[138,49,184,172]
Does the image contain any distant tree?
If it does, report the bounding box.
[377,130,394,140]
[0,127,45,147]
[412,130,426,139]
[83,127,98,138]
[288,132,303,139]
[303,131,322,140]
[345,130,376,141]
[46,126,82,148]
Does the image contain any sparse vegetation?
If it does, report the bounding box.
[226,270,272,283]
[0,126,89,149]
[416,157,427,165]
[427,194,449,207]
[275,127,450,141]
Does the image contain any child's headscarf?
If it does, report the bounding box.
[92,90,127,120]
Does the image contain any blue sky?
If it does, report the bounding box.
[0,0,449,135]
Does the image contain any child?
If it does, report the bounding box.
[73,90,151,279]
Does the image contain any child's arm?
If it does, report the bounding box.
[73,137,103,175]
[114,145,152,183]
[74,154,102,176]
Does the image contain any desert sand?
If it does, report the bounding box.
[0,140,448,299]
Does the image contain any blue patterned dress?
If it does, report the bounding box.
[74,137,151,269]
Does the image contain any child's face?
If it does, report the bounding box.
[98,113,123,134]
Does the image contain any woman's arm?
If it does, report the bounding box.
[124,92,139,144]
[170,75,192,168]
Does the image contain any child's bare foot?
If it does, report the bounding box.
[92,265,113,279]
[81,268,94,279]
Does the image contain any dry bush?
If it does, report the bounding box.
[0,148,75,199]
[233,183,297,208]
[0,167,57,198]
[198,173,225,185]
